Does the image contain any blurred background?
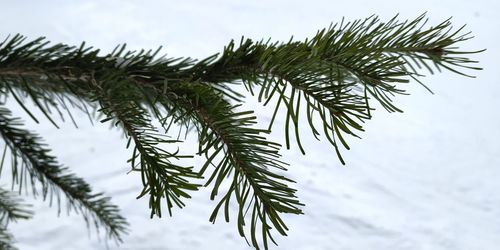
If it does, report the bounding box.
[0,1,499,249]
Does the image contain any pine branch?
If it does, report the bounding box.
[0,13,483,250]
[0,106,128,242]
[162,81,303,249]
[91,75,201,218]
[192,14,483,163]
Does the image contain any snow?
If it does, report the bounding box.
[1,1,499,249]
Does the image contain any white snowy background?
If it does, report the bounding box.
[1,1,499,249]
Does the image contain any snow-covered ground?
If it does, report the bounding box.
[1,1,499,249]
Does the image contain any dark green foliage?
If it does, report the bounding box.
[94,75,201,218]
[0,107,128,242]
[0,14,482,249]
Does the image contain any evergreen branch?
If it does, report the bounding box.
[0,13,483,249]
[0,187,32,224]
[117,72,303,248]
[92,76,201,218]
[163,82,303,250]
[0,106,128,242]
[199,107,302,250]
[192,14,482,163]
